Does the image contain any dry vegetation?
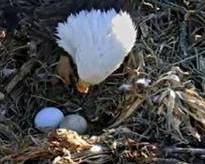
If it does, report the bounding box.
[0,0,205,163]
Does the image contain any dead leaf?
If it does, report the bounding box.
[185,89,202,100]
[109,98,145,128]
[53,155,76,164]
[49,129,91,154]
[57,55,74,86]
[177,91,205,128]
[1,129,91,163]
[156,74,182,87]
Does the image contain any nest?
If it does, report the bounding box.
[0,0,205,163]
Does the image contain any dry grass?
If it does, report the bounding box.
[0,0,205,163]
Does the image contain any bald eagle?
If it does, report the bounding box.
[56,9,136,93]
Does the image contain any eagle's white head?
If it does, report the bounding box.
[56,9,136,92]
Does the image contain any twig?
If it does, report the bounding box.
[146,0,187,14]
[109,98,145,128]
[171,55,201,66]
[0,92,5,100]
[11,44,29,53]
[179,19,189,57]
[151,158,189,164]
[114,127,149,140]
[31,94,62,105]
[5,58,36,93]
[164,147,205,155]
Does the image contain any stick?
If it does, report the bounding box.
[165,147,205,155]
[151,158,189,164]
[5,58,36,93]
[109,98,145,128]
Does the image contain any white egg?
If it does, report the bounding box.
[59,114,88,134]
[34,107,64,132]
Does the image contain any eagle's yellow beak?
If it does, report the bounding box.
[76,80,90,93]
